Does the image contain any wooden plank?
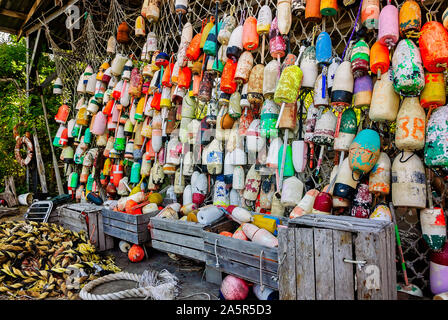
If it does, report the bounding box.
[97,211,114,251]
[289,215,390,233]
[355,232,382,300]
[103,216,148,233]
[388,224,397,300]
[205,265,222,285]
[203,232,278,261]
[295,228,315,300]
[25,0,80,37]
[60,216,87,230]
[17,0,45,39]
[333,230,355,300]
[314,228,335,300]
[61,222,85,234]
[278,228,296,300]
[152,240,205,262]
[204,253,278,290]
[203,243,278,273]
[150,218,204,237]
[103,209,154,225]
[60,209,86,221]
[378,229,390,300]
[151,229,204,251]
[87,212,99,247]
[103,224,149,244]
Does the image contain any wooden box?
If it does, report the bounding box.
[102,208,158,244]
[279,214,396,300]
[57,203,114,251]
[149,217,234,262]
[203,221,282,290]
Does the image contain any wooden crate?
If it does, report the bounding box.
[203,221,282,290]
[278,214,396,300]
[57,203,114,251]
[149,217,234,262]
[102,208,158,244]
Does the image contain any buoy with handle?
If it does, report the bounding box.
[420,168,447,251]
[348,129,380,175]
[369,152,391,196]
[420,73,446,119]
[378,3,399,47]
[395,97,425,152]
[333,157,360,201]
[391,152,426,209]
[304,103,319,169]
[392,39,425,97]
[333,107,357,166]
[369,70,400,122]
[361,0,379,29]
[419,21,448,73]
[399,0,421,39]
[312,109,337,176]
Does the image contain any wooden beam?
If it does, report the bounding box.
[24,0,80,37]
[0,26,17,35]
[17,0,45,39]
[0,9,27,20]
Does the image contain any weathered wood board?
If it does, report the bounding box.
[149,217,233,262]
[102,208,157,244]
[279,214,396,300]
[203,223,279,290]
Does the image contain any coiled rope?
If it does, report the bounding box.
[80,269,179,300]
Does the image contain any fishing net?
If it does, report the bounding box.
[40,0,447,295]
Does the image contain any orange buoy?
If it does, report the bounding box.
[220,59,238,94]
[305,0,322,22]
[320,0,338,16]
[370,41,389,77]
[419,21,448,73]
[242,16,259,51]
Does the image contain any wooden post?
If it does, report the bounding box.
[35,70,64,195]
[32,126,48,194]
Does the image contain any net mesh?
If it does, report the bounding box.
[41,0,447,295]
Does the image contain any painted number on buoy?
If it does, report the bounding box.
[364,264,381,290]
[396,116,425,141]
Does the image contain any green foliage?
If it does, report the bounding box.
[0,34,61,195]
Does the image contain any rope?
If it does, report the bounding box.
[214,239,220,268]
[312,216,354,227]
[259,250,264,293]
[79,269,179,300]
[341,0,363,61]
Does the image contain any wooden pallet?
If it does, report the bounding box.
[149,217,235,262]
[57,204,114,251]
[102,208,158,244]
[279,214,396,300]
[203,222,280,290]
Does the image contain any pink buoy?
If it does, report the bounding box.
[220,275,249,300]
[378,4,399,47]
